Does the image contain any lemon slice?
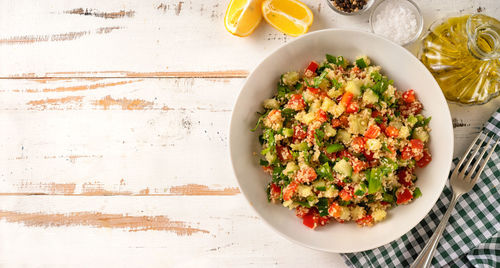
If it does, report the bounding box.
[225,0,264,37]
[262,0,313,37]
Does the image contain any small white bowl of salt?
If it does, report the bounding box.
[370,0,423,46]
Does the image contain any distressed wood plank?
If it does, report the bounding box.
[0,0,498,77]
[0,78,241,195]
[0,195,346,267]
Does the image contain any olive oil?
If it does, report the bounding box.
[419,14,500,104]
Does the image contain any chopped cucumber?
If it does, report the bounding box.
[334,159,352,177]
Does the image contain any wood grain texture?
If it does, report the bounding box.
[0,0,498,77]
[0,0,498,267]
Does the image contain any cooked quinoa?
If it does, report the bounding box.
[253,55,432,229]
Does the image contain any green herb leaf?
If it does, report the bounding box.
[319,153,331,164]
[316,162,333,181]
[316,198,330,216]
[329,77,342,89]
[413,187,422,199]
[336,56,345,66]
[338,200,351,206]
[326,143,344,153]
[382,193,395,203]
[355,58,367,68]
[251,112,267,132]
[281,108,297,119]
[313,71,328,88]
[272,165,285,183]
[315,129,325,146]
[259,159,269,166]
[277,83,289,99]
[316,186,327,191]
[296,200,311,208]
[326,54,337,64]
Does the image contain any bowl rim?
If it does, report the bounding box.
[228,28,453,253]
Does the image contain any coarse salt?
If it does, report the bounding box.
[372,0,419,45]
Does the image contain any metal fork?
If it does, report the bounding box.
[411,133,499,268]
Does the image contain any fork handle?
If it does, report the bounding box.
[410,192,460,268]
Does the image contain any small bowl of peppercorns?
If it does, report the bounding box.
[325,0,375,16]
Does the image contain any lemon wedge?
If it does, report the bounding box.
[225,0,264,37]
[262,0,313,37]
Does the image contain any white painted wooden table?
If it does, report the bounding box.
[0,0,498,267]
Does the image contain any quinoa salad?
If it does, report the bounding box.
[252,55,432,229]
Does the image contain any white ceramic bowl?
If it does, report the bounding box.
[229,29,453,253]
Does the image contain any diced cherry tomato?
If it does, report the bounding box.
[331,118,341,128]
[401,146,413,160]
[400,101,423,117]
[385,126,399,137]
[351,158,368,173]
[417,150,432,168]
[277,145,293,162]
[302,209,328,229]
[397,167,414,187]
[287,94,306,111]
[371,110,383,119]
[269,183,281,202]
[346,101,359,113]
[262,166,273,174]
[339,115,349,127]
[328,202,341,218]
[283,181,298,201]
[351,137,366,153]
[356,215,374,226]
[352,66,360,73]
[411,139,424,149]
[339,188,353,201]
[340,92,354,106]
[316,109,328,123]
[364,150,375,161]
[318,215,330,226]
[293,124,307,142]
[307,87,320,94]
[339,150,353,159]
[306,61,319,73]
[396,188,413,204]
[410,139,424,160]
[295,206,310,219]
[296,166,317,183]
[302,213,316,229]
[402,89,416,103]
[364,125,381,139]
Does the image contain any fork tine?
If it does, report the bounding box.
[467,134,494,181]
[458,133,488,178]
[470,137,499,185]
[452,133,483,178]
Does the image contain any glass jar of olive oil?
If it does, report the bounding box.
[419,14,500,104]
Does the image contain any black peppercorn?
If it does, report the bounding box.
[331,0,367,13]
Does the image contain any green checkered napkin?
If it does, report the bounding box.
[342,108,500,268]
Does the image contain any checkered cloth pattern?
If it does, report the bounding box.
[342,108,500,268]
